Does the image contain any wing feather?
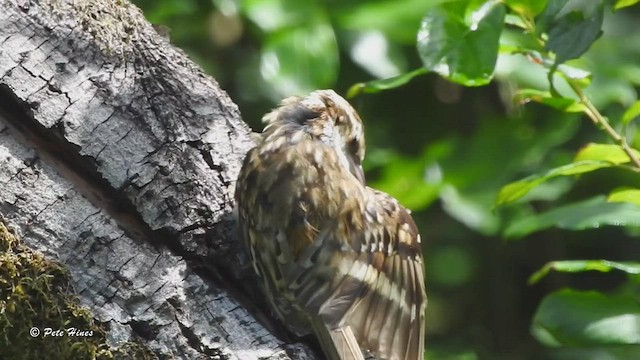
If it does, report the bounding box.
[341,189,427,360]
[377,252,401,356]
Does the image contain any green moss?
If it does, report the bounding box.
[40,0,147,56]
[0,220,155,360]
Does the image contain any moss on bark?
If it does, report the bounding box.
[0,219,155,360]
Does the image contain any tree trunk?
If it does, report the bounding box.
[0,0,317,358]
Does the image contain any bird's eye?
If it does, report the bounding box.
[347,138,360,159]
[282,104,319,125]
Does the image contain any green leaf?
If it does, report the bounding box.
[441,185,501,235]
[495,160,615,207]
[338,0,448,43]
[503,14,527,29]
[529,260,640,284]
[260,22,338,97]
[539,0,606,64]
[575,143,640,164]
[440,114,577,235]
[368,148,443,211]
[608,187,640,206]
[417,0,506,86]
[557,63,593,88]
[504,0,548,18]
[142,0,197,23]
[241,0,317,31]
[504,195,640,238]
[532,289,640,346]
[514,89,585,112]
[614,0,640,10]
[347,68,428,98]
[622,100,640,125]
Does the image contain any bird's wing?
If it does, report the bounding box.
[316,189,427,360]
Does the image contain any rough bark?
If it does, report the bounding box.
[0,0,317,359]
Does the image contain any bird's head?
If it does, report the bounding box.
[262,90,366,183]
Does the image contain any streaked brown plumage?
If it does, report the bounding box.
[235,90,426,360]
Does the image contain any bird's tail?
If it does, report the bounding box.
[311,319,364,360]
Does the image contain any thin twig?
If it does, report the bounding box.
[567,80,640,170]
[516,12,640,171]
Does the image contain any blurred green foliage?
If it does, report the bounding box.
[133,0,640,358]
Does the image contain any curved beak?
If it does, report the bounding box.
[351,162,365,185]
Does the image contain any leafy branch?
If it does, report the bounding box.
[566,78,640,169]
[348,0,640,352]
[511,5,640,171]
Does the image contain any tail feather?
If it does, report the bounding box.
[311,319,365,360]
[340,251,425,360]
[376,256,402,355]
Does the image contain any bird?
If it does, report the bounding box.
[235,90,426,360]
